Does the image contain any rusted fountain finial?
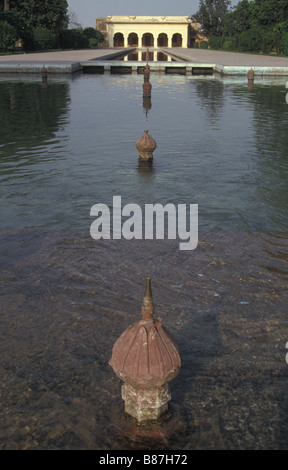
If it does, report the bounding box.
[141,277,154,320]
[109,278,181,423]
[143,47,151,97]
[248,68,254,81]
[248,68,254,90]
[41,65,47,78]
[136,130,157,161]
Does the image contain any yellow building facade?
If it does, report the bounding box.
[95,16,203,48]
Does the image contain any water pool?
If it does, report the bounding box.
[0,72,288,450]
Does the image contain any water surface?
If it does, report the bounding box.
[1,73,288,231]
[0,72,288,450]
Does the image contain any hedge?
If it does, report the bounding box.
[200,40,208,49]
[33,27,56,50]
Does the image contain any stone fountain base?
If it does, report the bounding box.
[122,383,171,422]
[106,400,194,450]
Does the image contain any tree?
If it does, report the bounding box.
[59,28,89,49]
[33,27,56,50]
[83,27,104,47]
[0,10,26,38]
[0,0,10,11]
[67,9,81,29]
[83,27,99,39]
[3,0,68,32]
[254,0,288,30]
[192,0,232,36]
[0,0,68,50]
[0,20,17,51]
[225,0,288,34]
[42,0,68,32]
[238,27,264,52]
[223,0,253,36]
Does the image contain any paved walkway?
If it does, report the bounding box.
[163,47,288,67]
[1,47,288,66]
[0,48,288,74]
[0,49,118,63]
[0,49,128,73]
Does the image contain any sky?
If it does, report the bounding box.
[67,0,239,29]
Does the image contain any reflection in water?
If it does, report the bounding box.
[125,50,171,61]
[143,95,152,118]
[0,75,288,232]
[0,79,70,158]
[246,86,288,230]
[127,51,139,61]
[143,50,154,62]
[137,159,154,172]
[157,52,168,61]
[192,79,225,121]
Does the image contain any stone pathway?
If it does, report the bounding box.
[0,47,287,66]
[164,47,288,67]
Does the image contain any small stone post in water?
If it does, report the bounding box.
[248,68,254,81]
[109,277,181,423]
[143,48,152,97]
[42,65,47,78]
[136,130,157,161]
[248,68,255,90]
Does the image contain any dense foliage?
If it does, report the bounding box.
[193,0,288,55]
[0,1,103,52]
[192,0,232,37]
[0,19,17,52]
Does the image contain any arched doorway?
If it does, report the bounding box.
[113,32,124,47]
[142,33,154,47]
[128,32,138,47]
[172,33,182,47]
[157,33,168,47]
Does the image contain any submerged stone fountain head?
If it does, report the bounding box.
[136,130,157,161]
[109,277,181,423]
[248,68,254,81]
[41,65,47,78]
[143,63,150,82]
[143,48,151,96]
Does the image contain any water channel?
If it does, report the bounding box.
[0,69,288,450]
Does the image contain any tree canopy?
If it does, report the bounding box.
[223,0,288,36]
[1,0,68,31]
[193,0,288,55]
[0,1,103,51]
[192,0,232,36]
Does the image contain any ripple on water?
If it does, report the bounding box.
[0,230,288,449]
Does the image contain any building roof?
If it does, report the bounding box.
[105,16,191,24]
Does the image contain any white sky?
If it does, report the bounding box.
[67,0,239,28]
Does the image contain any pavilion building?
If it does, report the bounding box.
[95,16,205,49]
